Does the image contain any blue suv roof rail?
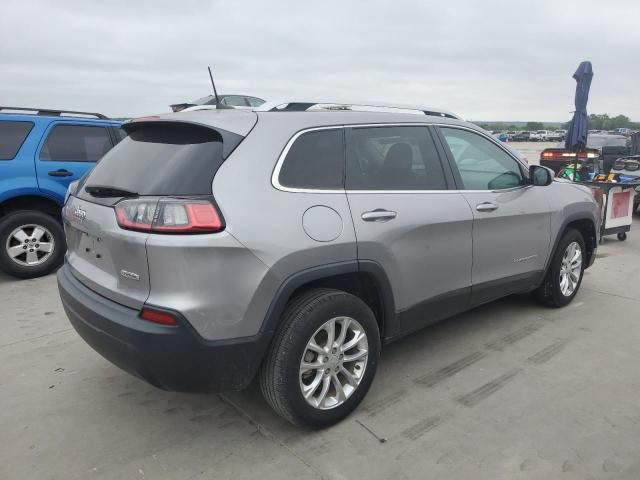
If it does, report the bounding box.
[261,101,460,119]
[0,106,108,120]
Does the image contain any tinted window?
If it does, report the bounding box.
[246,97,265,107]
[113,127,127,143]
[279,129,344,189]
[441,127,524,190]
[81,123,232,197]
[0,121,34,160]
[587,136,627,148]
[346,126,447,190]
[40,125,112,162]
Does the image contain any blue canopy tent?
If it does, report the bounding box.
[565,61,593,152]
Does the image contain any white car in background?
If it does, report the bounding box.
[530,130,550,141]
[546,131,563,142]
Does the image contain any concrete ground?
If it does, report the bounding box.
[2,143,640,479]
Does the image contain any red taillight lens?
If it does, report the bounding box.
[541,150,599,160]
[140,307,178,326]
[115,198,224,234]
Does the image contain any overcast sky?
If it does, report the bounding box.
[2,0,639,121]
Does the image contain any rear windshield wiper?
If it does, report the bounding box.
[84,185,139,198]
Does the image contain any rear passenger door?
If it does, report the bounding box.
[436,126,551,305]
[345,125,474,335]
[35,122,114,202]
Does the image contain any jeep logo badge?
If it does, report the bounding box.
[73,206,87,221]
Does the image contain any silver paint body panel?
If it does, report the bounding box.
[63,110,599,341]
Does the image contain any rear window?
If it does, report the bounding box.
[40,124,112,162]
[81,123,233,196]
[278,129,344,189]
[587,136,627,148]
[0,121,34,160]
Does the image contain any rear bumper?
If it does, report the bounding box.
[57,264,268,392]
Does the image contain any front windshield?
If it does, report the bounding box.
[190,95,216,105]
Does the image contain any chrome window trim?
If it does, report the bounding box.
[271,125,346,194]
[271,122,530,194]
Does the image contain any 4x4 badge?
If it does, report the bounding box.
[120,270,140,281]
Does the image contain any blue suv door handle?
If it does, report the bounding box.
[48,169,74,177]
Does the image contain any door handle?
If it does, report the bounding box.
[48,169,74,177]
[361,209,397,222]
[476,202,498,212]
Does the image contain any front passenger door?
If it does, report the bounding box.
[437,127,551,305]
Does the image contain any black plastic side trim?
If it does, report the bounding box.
[397,287,471,339]
[542,214,598,278]
[260,260,399,341]
[358,260,398,338]
[471,271,542,306]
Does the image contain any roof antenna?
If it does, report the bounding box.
[207,66,220,105]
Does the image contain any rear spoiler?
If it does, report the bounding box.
[122,118,245,160]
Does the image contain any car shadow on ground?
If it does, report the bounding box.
[91,291,549,436]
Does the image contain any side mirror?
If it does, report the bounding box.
[530,165,554,186]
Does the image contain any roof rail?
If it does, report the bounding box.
[0,106,108,119]
[263,101,460,119]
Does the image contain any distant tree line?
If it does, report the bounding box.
[568,114,640,131]
[477,114,639,132]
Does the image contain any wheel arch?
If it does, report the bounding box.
[261,261,397,342]
[545,215,597,276]
[0,195,62,219]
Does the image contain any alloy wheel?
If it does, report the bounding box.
[559,241,582,297]
[5,224,55,267]
[299,316,369,410]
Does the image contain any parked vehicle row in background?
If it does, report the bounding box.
[0,107,124,278]
[539,133,629,174]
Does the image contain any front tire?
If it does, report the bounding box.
[0,211,66,279]
[535,229,585,307]
[260,288,380,428]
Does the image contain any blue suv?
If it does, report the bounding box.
[0,107,123,278]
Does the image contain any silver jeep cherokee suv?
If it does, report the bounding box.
[58,103,599,427]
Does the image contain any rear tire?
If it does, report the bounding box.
[0,211,65,279]
[260,288,380,428]
[535,229,585,308]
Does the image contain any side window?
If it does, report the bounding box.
[221,96,249,107]
[40,125,112,162]
[346,126,447,190]
[0,121,34,160]
[278,129,344,189]
[440,127,524,190]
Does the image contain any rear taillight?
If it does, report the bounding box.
[115,198,224,234]
[140,307,178,326]
[540,150,598,160]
